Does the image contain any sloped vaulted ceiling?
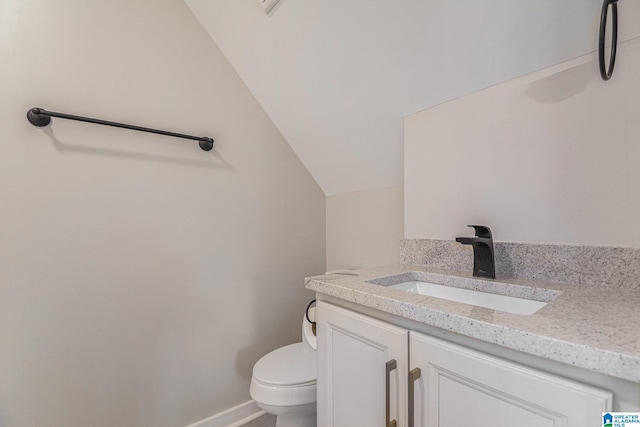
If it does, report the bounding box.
[186,0,638,196]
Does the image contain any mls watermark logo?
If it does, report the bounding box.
[604,412,640,426]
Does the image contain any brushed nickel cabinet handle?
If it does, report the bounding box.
[386,359,397,427]
[408,367,422,427]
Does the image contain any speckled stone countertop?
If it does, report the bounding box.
[305,264,640,382]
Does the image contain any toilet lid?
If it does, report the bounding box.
[253,342,316,387]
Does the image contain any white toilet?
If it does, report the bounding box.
[250,307,317,427]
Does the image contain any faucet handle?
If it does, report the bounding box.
[467,225,492,238]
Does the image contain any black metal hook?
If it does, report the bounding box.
[599,0,619,81]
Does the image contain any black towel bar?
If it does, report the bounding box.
[27,107,214,151]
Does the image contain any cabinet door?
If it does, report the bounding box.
[409,331,612,427]
[317,301,409,427]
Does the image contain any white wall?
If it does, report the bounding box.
[186,0,640,196]
[326,187,403,271]
[0,1,325,426]
[405,38,640,246]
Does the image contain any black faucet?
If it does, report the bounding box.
[455,225,495,279]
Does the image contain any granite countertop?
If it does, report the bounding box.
[305,264,640,382]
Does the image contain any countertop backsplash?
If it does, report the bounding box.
[401,239,640,290]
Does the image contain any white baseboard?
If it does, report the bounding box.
[185,400,266,427]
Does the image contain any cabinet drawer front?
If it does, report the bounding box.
[410,332,612,427]
[317,301,409,427]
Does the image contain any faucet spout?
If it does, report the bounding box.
[456,225,496,279]
[454,237,474,245]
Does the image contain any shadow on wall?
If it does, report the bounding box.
[40,127,235,171]
[525,59,597,104]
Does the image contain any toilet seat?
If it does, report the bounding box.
[250,342,317,407]
[253,342,316,386]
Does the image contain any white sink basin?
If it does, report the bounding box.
[389,280,548,315]
[366,272,560,315]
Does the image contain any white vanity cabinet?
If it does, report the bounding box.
[317,301,408,427]
[410,330,612,427]
[317,301,613,427]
